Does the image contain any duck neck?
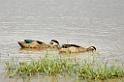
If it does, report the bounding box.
[57,44,61,49]
[53,44,61,50]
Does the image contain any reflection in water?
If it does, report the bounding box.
[19,48,49,53]
[3,74,124,82]
[19,47,58,55]
[3,75,75,82]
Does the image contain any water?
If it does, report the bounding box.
[0,0,124,81]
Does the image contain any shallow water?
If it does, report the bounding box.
[0,0,124,82]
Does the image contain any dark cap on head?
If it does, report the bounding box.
[87,46,96,52]
[51,40,59,44]
[91,46,96,51]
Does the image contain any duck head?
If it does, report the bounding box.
[50,40,61,49]
[87,46,96,52]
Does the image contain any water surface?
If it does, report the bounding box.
[0,0,124,81]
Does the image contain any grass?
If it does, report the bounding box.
[5,53,77,78]
[76,61,124,81]
[5,52,124,81]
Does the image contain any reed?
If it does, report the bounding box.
[5,52,124,81]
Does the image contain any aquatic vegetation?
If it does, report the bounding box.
[5,53,77,78]
[5,52,124,81]
[76,61,124,81]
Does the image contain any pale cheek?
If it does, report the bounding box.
[53,43,57,46]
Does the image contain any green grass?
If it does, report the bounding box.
[5,52,124,81]
[5,53,77,78]
[76,61,124,81]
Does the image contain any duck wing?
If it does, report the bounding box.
[62,44,81,48]
[24,39,43,44]
[36,41,44,44]
[24,39,34,43]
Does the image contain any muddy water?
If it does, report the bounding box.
[0,0,124,82]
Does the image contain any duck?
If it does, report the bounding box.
[18,39,51,49]
[50,39,96,53]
